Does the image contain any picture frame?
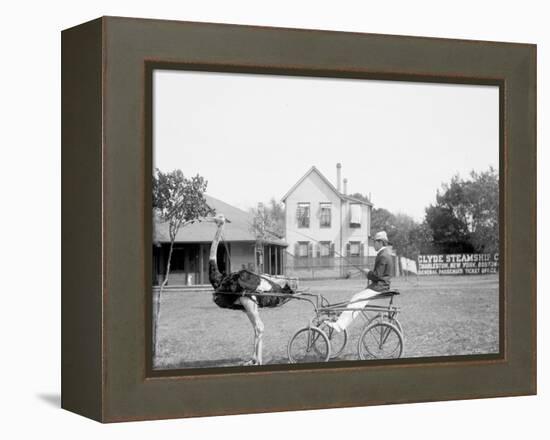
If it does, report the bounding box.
[61,16,536,422]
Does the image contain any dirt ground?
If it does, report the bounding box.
[153,274,499,369]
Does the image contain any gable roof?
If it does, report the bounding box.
[153,194,287,246]
[281,166,372,206]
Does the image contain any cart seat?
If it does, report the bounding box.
[372,289,400,298]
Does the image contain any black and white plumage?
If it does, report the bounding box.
[204,213,295,365]
[207,214,295,310]
[209,264,295,310]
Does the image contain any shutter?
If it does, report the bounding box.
[360,242,365,257]
[330,243,335,257]
[346,242,351,257]
[294,242,299,257]
[308,242,313,258]
[316,243,320,258]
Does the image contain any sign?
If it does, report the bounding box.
[417,253,499,275]
[400,256,418,274]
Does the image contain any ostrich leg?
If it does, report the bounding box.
[240,296,264,365]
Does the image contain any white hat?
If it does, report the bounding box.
[374,231,389,242]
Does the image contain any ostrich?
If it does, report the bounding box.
[205,214,295,366]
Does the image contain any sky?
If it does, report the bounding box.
[153,70,499,221]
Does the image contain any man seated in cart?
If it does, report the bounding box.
[327,231,393,333]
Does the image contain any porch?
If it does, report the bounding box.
[153,241,286,287]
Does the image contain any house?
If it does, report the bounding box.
[153,195,287,287]
[282,163,374,278]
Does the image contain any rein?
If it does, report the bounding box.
[283,226,372,275]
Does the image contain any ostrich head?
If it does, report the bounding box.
[204,214,230,226]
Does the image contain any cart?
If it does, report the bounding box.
[285,290,404,363]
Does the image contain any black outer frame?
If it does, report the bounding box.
[61,16,536,423]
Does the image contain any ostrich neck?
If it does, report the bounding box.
[209,222,224,263]
[208,222,225,290]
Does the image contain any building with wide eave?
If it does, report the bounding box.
[153,194,287,287]
[282,163,375,279]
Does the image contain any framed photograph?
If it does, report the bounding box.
[62,16,536,422]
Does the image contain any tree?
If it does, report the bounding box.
[408,221,435,257]
[152,169,214,354]
[249,198,285,239]
[371,208,432,260]
[248,198,285,273]
[350,193,432,259]
[370,207,394,236]
[425,167,499,254]
[462,168,499,253]
[425,203,473,253]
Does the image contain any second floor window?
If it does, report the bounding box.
[320,203,331,228]
[297,203,310,228]
[350,203,362,228]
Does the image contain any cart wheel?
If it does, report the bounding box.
[367,313,403,336]
[389,318,403,335]
[288,327,331,363]
[318,322,348,359]
[357,321,404,360]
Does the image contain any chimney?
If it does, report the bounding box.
[343,178,348,195]
[336,163,342,192]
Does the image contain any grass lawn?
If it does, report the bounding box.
[153,274,499,369]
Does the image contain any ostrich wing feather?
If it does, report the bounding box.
[237,270,296,308]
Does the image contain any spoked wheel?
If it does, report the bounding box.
[389,318,403,335]
[318,322,348,359]
[367,314,403,336]
[288,327,331,363]
[357,321,404,360]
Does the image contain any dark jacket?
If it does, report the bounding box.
[366,247,393,292]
